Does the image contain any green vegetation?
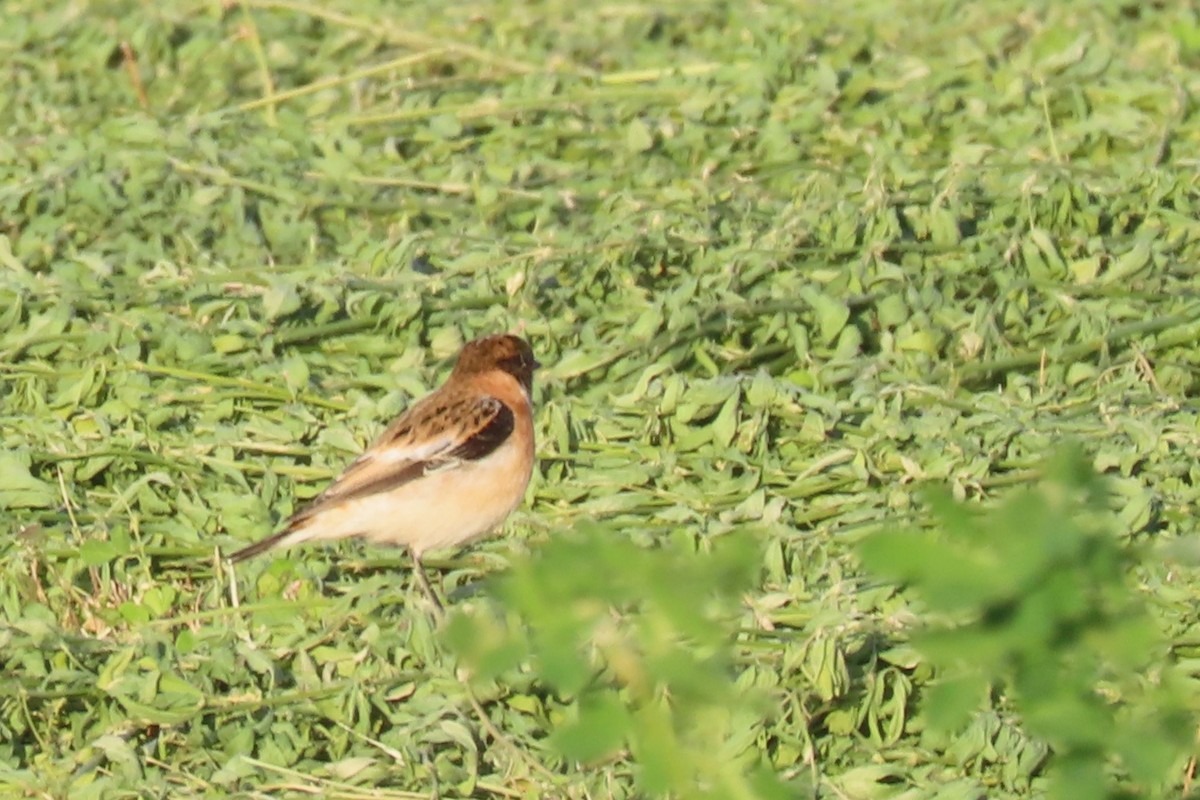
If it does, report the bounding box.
[862,449,1193,799]
[3,1,1200,797]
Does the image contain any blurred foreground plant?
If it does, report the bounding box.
[861,447,1195,799]
[446,526,787,799]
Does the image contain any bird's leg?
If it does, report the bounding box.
[412,553,446,619]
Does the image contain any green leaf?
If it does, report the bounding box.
[263,281,302,320]
[0,453,57,509]
[922,671,988,733]
[80,539,120,567]
[626,119,654,152]
[550,691,630,762]
[801,288,850,345]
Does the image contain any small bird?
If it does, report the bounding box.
[228,334,540,610]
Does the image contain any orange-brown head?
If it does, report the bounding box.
[452,334,540,394]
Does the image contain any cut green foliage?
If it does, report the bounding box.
[3,0,1200,798]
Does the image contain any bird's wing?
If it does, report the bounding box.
[289,393,514,518]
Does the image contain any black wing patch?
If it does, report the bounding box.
[448,399,514,462]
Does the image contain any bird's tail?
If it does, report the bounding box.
[227,525,305,563]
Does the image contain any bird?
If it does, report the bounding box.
[228,333,540,611]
